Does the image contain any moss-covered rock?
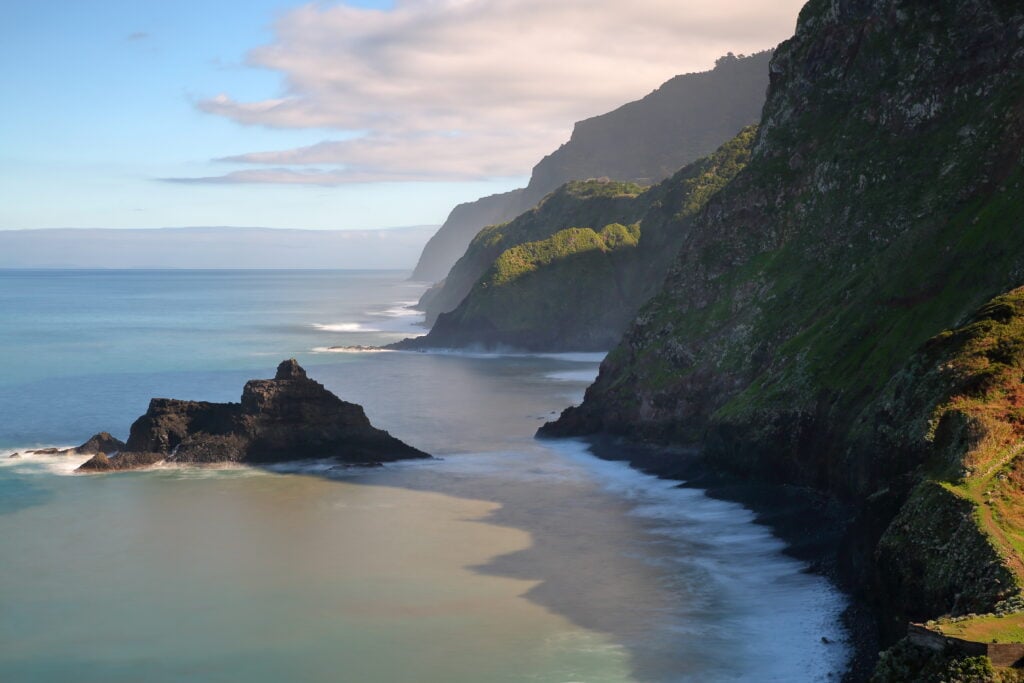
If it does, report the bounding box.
[871,638,1005,683]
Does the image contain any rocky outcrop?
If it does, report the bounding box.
[13,432,126,459]
[540,0,1024,674]
[409,51,772,286]
[75,432,126,455]
[77,360,427,472]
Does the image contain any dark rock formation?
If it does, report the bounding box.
[77,360,428,472]
[410,51,772,285]
[75,432,126,455]
[17,432,126,458]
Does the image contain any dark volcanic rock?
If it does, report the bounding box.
[75,432,126,455]
[20,432,126,459]
[77,359,428,472]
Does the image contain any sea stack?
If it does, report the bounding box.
[77,359,428,472]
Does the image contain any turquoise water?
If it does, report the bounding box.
[0,270,850,681]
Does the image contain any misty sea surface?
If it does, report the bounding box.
[0,269,850,682]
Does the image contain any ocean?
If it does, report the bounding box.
[0,269,850,682]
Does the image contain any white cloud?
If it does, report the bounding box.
[191,0,806,185]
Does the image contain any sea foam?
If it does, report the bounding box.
[547,439,851,681]
[312,322,381,333]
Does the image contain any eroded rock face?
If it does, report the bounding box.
[77,360,428,472]
[75,432,126,455]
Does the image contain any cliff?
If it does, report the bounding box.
[540,0,1024,674]
[410,190,525,282]
[400,129,754,350]
[78,359,427,471]
[409,51,772,284]
[413,180,646,327]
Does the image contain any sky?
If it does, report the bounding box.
[0,0,806,231]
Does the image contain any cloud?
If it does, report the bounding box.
[188,0,806,185]
[127,31,149,41]
[164,168,443,185]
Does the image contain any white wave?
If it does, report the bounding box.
[1,447,94,476]
[393,348,607,362]
[535,352,608,363]
[311,322,381,333]
[312,346,394,354]
[544,439,851,681]
[545,369,601,383]
[368,300,422,318]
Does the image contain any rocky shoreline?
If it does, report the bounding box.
[553,434,879,681]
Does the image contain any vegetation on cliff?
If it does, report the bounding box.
[410,51,771,286]
[400,128,755,350]
[540,0,1024,674]
[412,179,646,328]
[871,638,1017,683]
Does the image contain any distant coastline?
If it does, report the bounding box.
[0,225,438,270]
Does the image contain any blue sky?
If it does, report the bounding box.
[0,0,804,230]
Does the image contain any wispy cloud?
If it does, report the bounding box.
[164,168,445,185]
[184,0,805,185]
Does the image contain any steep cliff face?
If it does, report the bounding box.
[403,129,754,350]
[409,52,772,285]
[521,51,772,209]
[414,180,646,327]
[543,0,1024,631]
[410,189,525,282]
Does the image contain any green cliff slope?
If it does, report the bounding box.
[413,180,646,327]
[405,129,754,350]
[542,0,1024,659]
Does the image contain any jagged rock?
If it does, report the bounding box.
[75,432,126,455]
[18,432,126,459]
[79,453,113,471]
[77,359,428,472]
